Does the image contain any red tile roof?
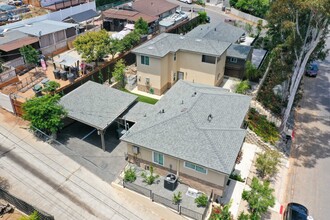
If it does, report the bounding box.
[102,9,158,23]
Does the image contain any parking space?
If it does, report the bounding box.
[55,121,128,183]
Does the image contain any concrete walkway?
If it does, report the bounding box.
[130,86,164,100]
[0,109,185,220]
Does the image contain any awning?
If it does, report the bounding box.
[0,36,39,52]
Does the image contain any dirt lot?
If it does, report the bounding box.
[0,209,25,220]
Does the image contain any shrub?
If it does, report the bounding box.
[19,211,40,220]
[247,108,280,144]
[172,191,182,204]
[235,80,251,94]
[245,61,261,81]
[229,173,245,182]
[256,149,281,180]
[141,165,159,185]
[124,167,136,183]
[195,193,208,207]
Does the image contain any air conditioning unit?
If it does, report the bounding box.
[133,146,140,154]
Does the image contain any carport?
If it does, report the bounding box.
[60,81,137,151]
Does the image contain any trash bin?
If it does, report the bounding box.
[67,73,74,83]
[53,69,61,79]
[33,84,42,97]
[60,70,67,81]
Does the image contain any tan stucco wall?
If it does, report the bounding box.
[135,50,227,95]
[177,51,217,86]
[126,142,227,195]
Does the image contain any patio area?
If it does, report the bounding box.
[120,164,211,220]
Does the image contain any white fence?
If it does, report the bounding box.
[229,8,267,25]
[0,92,14,113]
[0,1,96,31]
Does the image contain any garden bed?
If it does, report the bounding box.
[247,108,280,145]
[121,88,158,104]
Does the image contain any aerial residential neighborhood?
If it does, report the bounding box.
[0,0,328,220]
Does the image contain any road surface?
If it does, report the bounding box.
[286,37,330,219]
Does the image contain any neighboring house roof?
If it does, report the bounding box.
[122,102,154,123]
[186,22,245,43]
[252,48,268,68]
[132,0,178,17]
[53,49,82,66]
[227,44,253,60]
[63,9,99,23]
[60,81,138,130]
[103,9,157,24]
[132,33,231,57]
[121,80,251,175]
[0,30,39,52]
[17,20,77,36]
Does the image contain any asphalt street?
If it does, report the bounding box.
[286,37,330,219]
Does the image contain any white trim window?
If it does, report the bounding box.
[184,161,207,174]
[153,151,164,166]
[141,55,150,65]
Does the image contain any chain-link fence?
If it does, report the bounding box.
[0,188,54,220]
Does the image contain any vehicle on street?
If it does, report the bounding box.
[305,62,319,77]
[206,16,210,23]
[283,203,313,220]
[178,0,192,4]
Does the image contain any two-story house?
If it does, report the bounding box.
[132,33,231,95]
[121,80,251,199]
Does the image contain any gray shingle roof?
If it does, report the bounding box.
[122,102,154,122]
[64,9,99,23]
[60,81,137,130]
[17,20,77,36]
[0,30,27,45]
[227,44,253,60]
[132,33,231,57]
[186,22,245,43]
[121,80,251,174]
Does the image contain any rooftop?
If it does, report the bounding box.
[132,0,178,17]
[227,44,253,60]
[60,81,138,130]
[186,22,245,43]
[63,9,99,23]
[17,20,77,36]
[132,33,231,57]
[103,9,158,24]
[121,80,251,174]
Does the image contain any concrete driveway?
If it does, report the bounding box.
[55,121,128,183]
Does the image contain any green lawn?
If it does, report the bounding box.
[121,88,158,104]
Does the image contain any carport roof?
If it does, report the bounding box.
[60,81,138,130]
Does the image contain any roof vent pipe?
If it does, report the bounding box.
[207,114,213,122]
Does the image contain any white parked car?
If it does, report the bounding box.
[179,0,192,4]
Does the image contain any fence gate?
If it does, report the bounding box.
[0,92,14,113]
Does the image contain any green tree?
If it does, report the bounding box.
[112,59,126,88]
[256,149,281,180]
[218,201,233,220]
[233,0,269,18]
[109,38,124,59]
[266,0,330,131]
[121,31,141,51]
[245,61,260,81]
[22,94,67,135]
[134,17,148,35]
[42,81,60,95]
[198,11,208,23]
[19,211,40,220]
[242,177,275,219]
[194,193,208,207]
[237,212,250,220]
[73,30,109,66]
[235,80,250,94]
[19,45,39,70]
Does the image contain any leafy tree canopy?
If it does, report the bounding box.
[242,177,275,219]
[22,94,67,134]
[256,149,281,180]
[230,0,269,18]
[19,211,40,220]
[112,59,126,88]
[134,17,148,35]
[19,45,39,66]
[73,30,109,64]
[43,81,60,95]
[198,11,208,23]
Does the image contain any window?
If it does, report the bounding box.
[230,57,237,63]
[174,52,176,61]
[202,55,216,64]
[184,161,207,174]
[153,151,164,166]
[141,55,150,65]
